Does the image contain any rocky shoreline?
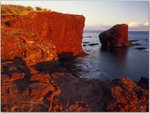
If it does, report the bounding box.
[1,56,148,112]
[1,5,149,112]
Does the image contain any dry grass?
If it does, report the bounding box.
[1,4,34,15]
[1,4,51,15]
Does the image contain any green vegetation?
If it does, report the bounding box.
[1,4,51,15]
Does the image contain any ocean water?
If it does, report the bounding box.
[76,31,149,82]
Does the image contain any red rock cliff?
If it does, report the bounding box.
[2,12,85,56]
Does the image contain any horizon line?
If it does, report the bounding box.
[84,30,149,32]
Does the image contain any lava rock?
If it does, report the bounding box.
[99,24,128,47]
[105,77,148,112]
[138,77,149,90]
[88,43,99,46]
[135,47,147,50]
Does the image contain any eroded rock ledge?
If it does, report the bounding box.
[1,58,148,112]
[2,12,85,61]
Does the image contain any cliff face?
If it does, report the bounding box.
[2,12,85,56]
[1,11,91,112]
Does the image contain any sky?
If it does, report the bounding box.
[2,1,149,31]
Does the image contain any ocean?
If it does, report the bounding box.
[75,31,149,82]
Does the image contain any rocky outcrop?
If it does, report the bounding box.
[1,58,62,112]
[1,57,92,112]
[99,24,128,47]
[2,12,85,56]
[2,27,58,66]
[1,11,148,112]
[105,77,148,112]
[1,57,148,112]
[1,10,91,112]
[138,77,149,90]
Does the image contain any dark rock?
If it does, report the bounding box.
[99,24,128,47]
[82,42,90,44]
[88,43,99,46]
[135,47,147,50]
[129,40,140,43]
[82,44,87,46]
[138,77,148,90]
[5,21,11,27]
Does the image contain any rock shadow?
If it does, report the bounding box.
[32,52,81,77]
[2,56,32,93]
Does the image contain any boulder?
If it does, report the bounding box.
[138,77,149,90]
[99,24,128,47]
[135,47,147,50]
[105,77,148,112]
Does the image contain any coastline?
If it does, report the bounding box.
[1,4,149,112]
[1,54,148,111]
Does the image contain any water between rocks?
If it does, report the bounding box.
[70,31,149,82]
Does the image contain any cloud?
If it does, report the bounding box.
[128,22,140,27]
[128,21,149,27]
[144,22,149,26]
[84,22,149,31]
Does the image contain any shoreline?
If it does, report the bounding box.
[1,4,149,112]
[1,55,148,111]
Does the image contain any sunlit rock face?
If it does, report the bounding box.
[105,77,148,112]
[1,27,58,66]
[1,11,91,112]
[99,24,128,47]
[2,12,85,57]
[1,59,93,112]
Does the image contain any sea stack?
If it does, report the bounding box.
[99,24,128,47]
